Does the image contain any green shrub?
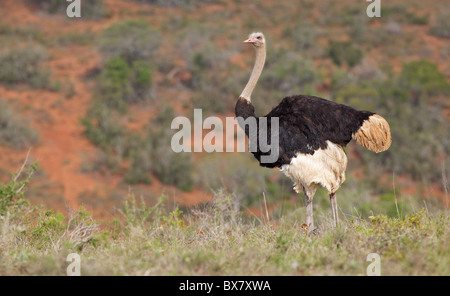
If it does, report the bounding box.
[147,107,194,191]
[96,57,153,112]
[399,60,450,97]
[335,81,450,184]
[195,153,292,206]
[405,12,429,25]
[124,136,152,185]
[0,24,46,44]
[328,41,363,67]
[82,103,126,149]
[429,9,450,39]
[282,22,321,55]
[99,20,160,64]
[260,51,318,94]
[0,100,39,150]
[186,44,240,114]
[0,161,37,215]
[0,45,51,89]
[254,49,321,113]
[335,84,383,111]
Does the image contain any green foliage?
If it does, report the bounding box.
[282,22,321,55]
[147,107,194,191]
[99,20,160,64]
[0,24,46,44]
[82,105,126,150]
[0,165,449,275]
[187,44,240,114]
[163,207,185,228]
[0,162,37,215]
[404,12,429,25]
[334,78,449,183]
[399,60,450,97]
[328,41,363,67]
[255,48,322,113]
[95,57,153,112]
[195,153,292,206]
[0,100,39,150]
[119,192,166,227]
[53,31,95,46]
[29,209,66,249]
[124,135,152,185]
[429,9,450,39]
[335,84,383,111]
[83,104,194,189]
[0,45,51,89]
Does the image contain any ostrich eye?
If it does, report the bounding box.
[257,36,262,40]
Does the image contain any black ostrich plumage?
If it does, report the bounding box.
[235,95,374,168]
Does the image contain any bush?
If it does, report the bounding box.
[0,160,37,215]
[0,99,39,150]
[0,45,51,89]
[282,22,322,55]
[254,48,321,113]
[82,103,126,150]
[195,153,292,206]
[399,60,450,97]
[429,9,450,39]
[99,20,160,64]
[0,24,46,44]
[334,81,450,184]
[96,57,153,112]
[328,41,363,67]
[147,107,194,191]
[124,136,152,185]
[186,43,241,114]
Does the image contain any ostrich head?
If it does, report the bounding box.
[244,32,266,48]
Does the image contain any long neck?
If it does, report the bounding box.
[240,44,266,101]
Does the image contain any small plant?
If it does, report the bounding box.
[95,57,153,112]
[429,9,450,39]
[118,192,166,232]
[163,207,185,228]
[0,159,37,215]
[399,59,450,97]
[328,41,363,67]
[0,45,51,89]
[99,20,160,64]
[147,107,194,191]
[0,100,39,150]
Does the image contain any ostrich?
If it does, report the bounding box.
[235,32,391,231]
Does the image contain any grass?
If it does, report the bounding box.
[0,162,449,276]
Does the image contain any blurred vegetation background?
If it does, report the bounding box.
[0,0,448,219]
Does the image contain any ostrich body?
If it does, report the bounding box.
[236,32,391,230]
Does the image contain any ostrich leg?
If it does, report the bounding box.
[303,187,314,231]
[330,192,339,227]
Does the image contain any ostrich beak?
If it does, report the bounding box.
[243,38,257,43]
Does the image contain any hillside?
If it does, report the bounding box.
[0,0,449,220]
